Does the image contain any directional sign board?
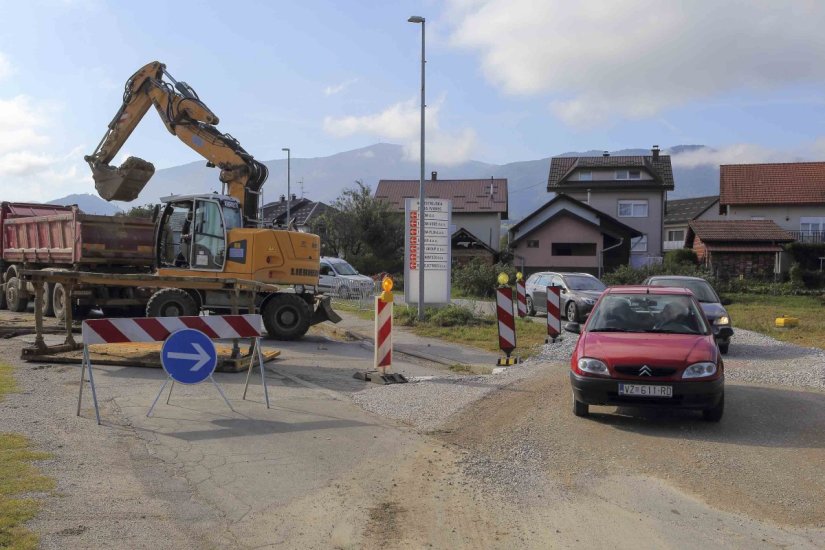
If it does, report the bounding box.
[404,198,452,304]
[161,329,218,384]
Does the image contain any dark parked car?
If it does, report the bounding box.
[566,286,725,422]
[524,272,605,322]
[643,275,733,354]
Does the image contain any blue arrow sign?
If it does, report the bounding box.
[161,329,218,384]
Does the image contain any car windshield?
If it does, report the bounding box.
[332,261,358,275]
[564,275,606,291]
[649,278,718,303]
[588,293,709,335]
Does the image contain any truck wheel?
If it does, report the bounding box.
[40,283,55,317]
[52,283,91,321]
[262,294,311,340]
[146,289,198,318]
[0,282,6,310]
[5,277,29,313]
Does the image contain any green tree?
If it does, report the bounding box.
[309,181,404,274]
[118,204,155,218]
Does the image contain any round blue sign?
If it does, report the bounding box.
[161,329,218,384]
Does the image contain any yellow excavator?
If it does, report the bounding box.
[84,61,338,339]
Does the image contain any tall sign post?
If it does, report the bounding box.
[404,198,451,305]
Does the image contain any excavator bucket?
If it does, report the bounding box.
[91,156,155,202]
[311,296,342,326]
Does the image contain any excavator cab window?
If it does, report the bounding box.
[157,202,194,268]
[190,199,226,271]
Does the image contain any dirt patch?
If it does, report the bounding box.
[366,501,406,545]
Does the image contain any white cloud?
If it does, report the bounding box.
[446,0,825,127]
[0,96,51,153]
[670,141,825,168]
[324,78,358,96]
[0,151,60,176]
[323,95,478,165]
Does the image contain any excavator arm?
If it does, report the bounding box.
[85,61,268,225]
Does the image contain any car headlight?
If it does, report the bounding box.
[577,357,610,377]
[682,362,717,379]
[714,316,730,326]
[582,298,595,305]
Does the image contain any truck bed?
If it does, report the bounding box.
[1,203,154,268]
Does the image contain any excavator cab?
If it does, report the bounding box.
[90,155,155,202]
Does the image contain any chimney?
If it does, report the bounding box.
[603,151,610,157]
[431,171,438,181]
[291,193,297,201]
[652,145,660,160]
[279,194,285,203]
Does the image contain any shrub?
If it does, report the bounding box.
[663,248,698,268]
[784,242,825,270]
[452,259,500,298]
[393,304,491,327]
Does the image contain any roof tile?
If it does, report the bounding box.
[688,220,794,242]
[375,179,508,217]
[720,162,825,206]
[548,155,675,190]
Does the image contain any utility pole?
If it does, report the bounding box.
[408,15,426,320]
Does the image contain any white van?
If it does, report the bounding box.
[318,257,374,297]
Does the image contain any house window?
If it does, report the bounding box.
[631,235,648,252]
[800,217,825,233]
[629,169,641,179]
[552,243,597,256]
[615,170,628,180]
[618,200,648,217]
[526,240,540,248]
[578,170,592,181]
[667,229,685,242]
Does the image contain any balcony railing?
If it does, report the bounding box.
[790,230,825,243]
[663,240,685,251]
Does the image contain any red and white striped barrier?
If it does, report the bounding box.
[78,314,266,425]
[516,278,527,318]
[82,314,262,344]
[374,298,393,372]
[495,287,519,365]
[546,285,561,342]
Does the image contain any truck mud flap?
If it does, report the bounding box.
[310,296,341,325]
[91,156,155,202]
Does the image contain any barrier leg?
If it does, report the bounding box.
[147,377,171,418]
[210,375,234,413]
[242,342,256,400]
[166,381,175,404]
[77,348,87,417]
[84,346,101,425]
[258,339,270,409]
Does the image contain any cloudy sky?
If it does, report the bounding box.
[2,0,825,201]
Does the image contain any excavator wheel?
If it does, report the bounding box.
[146,288,198,318]
[262,294,311,341]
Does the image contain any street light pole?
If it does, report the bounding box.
[408,15,426,321]
[281,147,291,228]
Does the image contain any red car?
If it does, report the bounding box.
[566,286,724,422]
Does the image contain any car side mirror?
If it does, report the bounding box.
[720,297,732,306]
[560,287,566,294]
[564,322,580,334]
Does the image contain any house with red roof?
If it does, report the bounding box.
[719,162,825,242]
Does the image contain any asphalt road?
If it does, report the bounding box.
[2,308,824,548]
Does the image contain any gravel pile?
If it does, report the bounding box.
[351,338,574,431]
[724,328,825,390]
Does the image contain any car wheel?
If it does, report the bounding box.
[702,392,724,422]
[526,296,536,316]
[718,343,729,355]
[573,395,589,417]
[566,301,579,323]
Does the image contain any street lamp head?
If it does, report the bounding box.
[408,15,425,23]
[281,148,289,153]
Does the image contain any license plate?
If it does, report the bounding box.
[618,384,673,398]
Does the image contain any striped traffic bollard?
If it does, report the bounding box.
[374,296,393,373]
[495,285,520,366]
[516,274,527,318]
[546,285,562,343]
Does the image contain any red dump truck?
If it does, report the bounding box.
[1,202,155,319]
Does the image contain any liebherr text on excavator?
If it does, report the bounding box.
[80,60,339,340]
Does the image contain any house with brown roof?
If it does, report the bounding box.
[375,172,508,252]
[262,194,332,232]
[685,220,795,280]
[508,194,642,277]
[548,146,674,267]
[663,195,720,251]
[719,162,825,242]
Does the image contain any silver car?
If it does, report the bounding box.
[524,272,606,322]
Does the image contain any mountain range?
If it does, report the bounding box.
[50,143,721,220]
